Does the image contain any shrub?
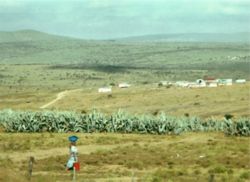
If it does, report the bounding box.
[224,114,234,120]
[240,171,250,180]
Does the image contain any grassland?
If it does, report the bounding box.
[0,30,249,181]
[0,79,249,118]
[0,31,249,118]
[0,132,249,182]
[0,62,249,118]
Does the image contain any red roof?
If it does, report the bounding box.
[203,76,216,80]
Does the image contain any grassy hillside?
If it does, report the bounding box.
[1,39,249,80]
[117,32,250,42]
[0,31,249,73]
[0,30,72,43]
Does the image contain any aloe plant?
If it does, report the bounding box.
[0,109,249,136]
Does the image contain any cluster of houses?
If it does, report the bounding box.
[227,55,249,61]
[98,77,247,93]
[160,77,247,88]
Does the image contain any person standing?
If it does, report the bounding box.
[66,135,78,171]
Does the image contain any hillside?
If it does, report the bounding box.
[0,30,72,43]
[0,30,249,80]
[117,32,250,43]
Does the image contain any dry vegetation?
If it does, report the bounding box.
[0,132,249,182]
[1,79,249,119]
[0,38,249,181]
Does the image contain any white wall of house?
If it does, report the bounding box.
[118,83,131,88]
[207,82,218,87]
[98,87,112,93]
[175,81,190,87]
[235,79,246,84]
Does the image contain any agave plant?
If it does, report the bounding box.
[0,109,249,136]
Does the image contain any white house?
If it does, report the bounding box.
[98,87,112,93]
[118,83,131,88]
[188,82,200,88]
[208,82,217,87]
[217,79,233,86]
[204,78,218,87]
[175,81,190,87]
[235,79,246,84]
[196,79,206,87]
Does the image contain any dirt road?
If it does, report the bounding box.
[40,89,82,109]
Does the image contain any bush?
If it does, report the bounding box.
[208,165,227,174]
[240,171,250,180]
[224,114,234,120]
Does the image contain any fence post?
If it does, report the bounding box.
[131,170,135,182]
[72,166,76,182]
[28,156,35,181]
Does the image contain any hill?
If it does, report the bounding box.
[0,29,72,43]
[0,30,249,81]
[117,32,250,43]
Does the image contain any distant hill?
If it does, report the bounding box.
[0,30,73,43]
[117,33,250,43]
[1,30,249,43]
[0,29,249,81]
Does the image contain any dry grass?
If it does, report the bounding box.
[1,64,249,118]
[1,83,249,119]
[0,132,249,182]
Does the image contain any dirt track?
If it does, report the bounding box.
[2,134,210,163]
[40,89,82,109]
[2,143,131,162]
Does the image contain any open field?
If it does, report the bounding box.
[0,132,249,182]
[0,32,250,118]
[0,80,249,118]
[0,31,250,182]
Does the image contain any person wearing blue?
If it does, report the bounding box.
[66,135,78,171]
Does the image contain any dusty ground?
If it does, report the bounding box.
[0,132,249,182]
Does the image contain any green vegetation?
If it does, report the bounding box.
[0,110,249,136]
[0,30,250,81]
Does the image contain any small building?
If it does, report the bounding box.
[204,78,218,87]
[187,80,206,88]
[98,87,112,93]
[196,79,206,87]
[207,82,218,87]
[188,82,200,88]
[118,83,131,88]
[158,81,173,87]
[218,79,233,86]
[235,79,246,84]
[175,81,190,87]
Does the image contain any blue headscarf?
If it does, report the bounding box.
[68,135,78,142]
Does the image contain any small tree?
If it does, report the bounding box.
[224,114,234,120]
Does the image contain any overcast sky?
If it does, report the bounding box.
[0,0,249,39]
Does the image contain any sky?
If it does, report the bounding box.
[0,0,249,39]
